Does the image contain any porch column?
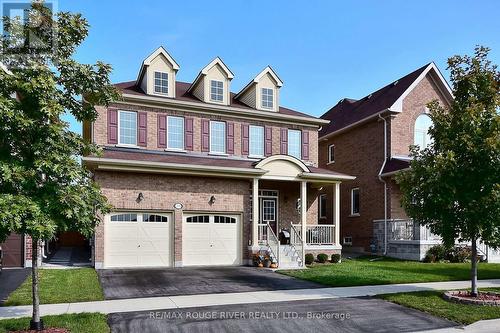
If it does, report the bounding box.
[300,181,307,264]
[334,183,340,245]
[252,178,259,247]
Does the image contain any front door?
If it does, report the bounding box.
[260,198,277,235]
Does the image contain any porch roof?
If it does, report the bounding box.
[82,147,354,182]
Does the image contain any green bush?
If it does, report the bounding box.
[305,253,315,265]
[331,254,341,263]
[423,244,471,263]
[317,253,329,263]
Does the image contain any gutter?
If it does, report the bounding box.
[121,93,329,126]
[377,114,389,256]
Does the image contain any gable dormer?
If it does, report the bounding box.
[235,66,283,112]
[136,46,180,98]
[187,57,234,106]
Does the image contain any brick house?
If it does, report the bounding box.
[317,63,455,260]
[82,47,354,269]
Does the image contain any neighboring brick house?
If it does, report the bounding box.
[318,63,455,260]
[82,47,354,269]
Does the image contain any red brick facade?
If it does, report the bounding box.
[319,71,451,252]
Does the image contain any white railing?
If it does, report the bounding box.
[388,219,441,241]
[266,224,280,264]
[290,224,304,267]
[292,224,336,245]
[258,223,268,245]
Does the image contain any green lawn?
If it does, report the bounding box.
[380,288,500,324]
[4,268,104,306]
[0,313,109,333]
[279,256,500,287]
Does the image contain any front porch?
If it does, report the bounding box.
[249,156,346,268]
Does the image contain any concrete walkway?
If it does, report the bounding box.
[1,279,499,320]
[417,318,500,333]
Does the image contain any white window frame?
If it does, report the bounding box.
[166,116,185,151]
[154,71,169,95]
[118,110,138,147]
[319,194,327,218]
[350,188,360,216]
[343,236,353,245]
[209,120,226,154]
[210,80,224,102]
[287,129,302,159]
[328,144,335,164]
[249,125,264,158]
[414,113,433,149]
[261,88,274,109]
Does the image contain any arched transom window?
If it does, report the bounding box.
[414,114,433,149]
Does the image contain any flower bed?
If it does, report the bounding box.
[443,290,500,306]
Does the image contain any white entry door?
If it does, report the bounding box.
[182,214,241,266]
[104,212,172,268]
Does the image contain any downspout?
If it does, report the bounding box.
[377,114,388,255]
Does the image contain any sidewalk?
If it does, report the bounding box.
[416,318,500,333]
[1,279,499,320]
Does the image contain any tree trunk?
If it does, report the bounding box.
[471,237,478,297]
[30,238,43,331]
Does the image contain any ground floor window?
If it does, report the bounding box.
[351,188,360,215]
[319,194,327,218]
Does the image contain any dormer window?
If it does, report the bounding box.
[261,88,274,109]
[210,80,224,102]
[154,71,168,95]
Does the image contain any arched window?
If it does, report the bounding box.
[414,114,433,149]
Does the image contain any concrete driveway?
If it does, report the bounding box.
[98,267,323,300]
[108,297,456,333]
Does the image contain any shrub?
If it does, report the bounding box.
[423,244,448,263]
[305,253,315,265]
[317,253,329,263]
[331,254,341,263]
[423,244,471,263]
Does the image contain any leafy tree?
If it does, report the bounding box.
[397,46,500,297]
[0,2,118,329]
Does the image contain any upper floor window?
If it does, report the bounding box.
[210,80,224,102]
[414,114,433,149]
[319,194,327,218]
[261,88,274,109]
[167,116,184,150]
[118,110,137,145]
[210,121,226,153]
[351,188,360,216]
[288,129,301,159]
[154,71,168,95]
[249,125,264,157]
[328,144,335,163]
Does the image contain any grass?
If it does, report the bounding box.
[4,268,104,306]
[0,313,109,333]
[380,288,500,324]
[279,256,500,287]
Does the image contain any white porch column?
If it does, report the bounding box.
[300,181,307,264]
[334,182,341,245]
[252,178,259,247]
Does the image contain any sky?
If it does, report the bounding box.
[58,0,500,134]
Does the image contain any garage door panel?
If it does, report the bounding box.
[183,214,241,267]
[105,213,171,268]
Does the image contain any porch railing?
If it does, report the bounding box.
[290,224,304,267]
[266,224,280,264]
[258,223,268,245]
[388,219,441,241]
[292,224,336,245]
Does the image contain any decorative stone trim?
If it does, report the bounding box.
[443,291,500,306]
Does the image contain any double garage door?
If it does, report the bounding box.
[104,212,241,268]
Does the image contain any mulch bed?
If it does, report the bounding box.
[444,290,500,306]
[9,329,69,333]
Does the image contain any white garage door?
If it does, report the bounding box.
[105,212,172,268]
[183,214,241,266]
